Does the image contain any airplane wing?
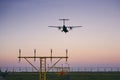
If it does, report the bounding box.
[67,26,82,28]
[48,26,62,28]
[67,26,82,29]
[48,26,63,29]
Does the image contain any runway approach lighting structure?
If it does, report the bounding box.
[18,49,68,80]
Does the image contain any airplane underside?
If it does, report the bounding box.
[62,29,68,33]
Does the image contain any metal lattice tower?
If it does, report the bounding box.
[18,49,68,80]
[40,58,46,80]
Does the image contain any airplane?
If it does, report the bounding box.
[48,19,83,33]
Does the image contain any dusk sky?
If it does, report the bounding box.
[0,0,120,67]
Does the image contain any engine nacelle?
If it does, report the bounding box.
[58,27,61,30]
[69,27,72,30]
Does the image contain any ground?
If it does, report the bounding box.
[1,72,120,80]
[0,76,5,80]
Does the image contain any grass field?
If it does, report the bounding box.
[1,72,120,80]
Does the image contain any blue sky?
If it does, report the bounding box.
[0,0,120,67]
